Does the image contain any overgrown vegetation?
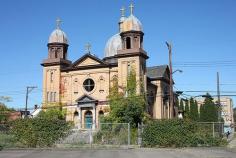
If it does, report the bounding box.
[142,119,227,147]
[103,68,146,127]
[3,109,71,148]
[0,96,14,123]
[200,93,218,122]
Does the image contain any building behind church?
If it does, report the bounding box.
[41,4,174,129]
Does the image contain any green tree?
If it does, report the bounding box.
[194,100,200,120]
[199,93,218,122]
[189,98,199,121]
[0,96,14,123]
[37,108,66,120]
[184,100,190,119]
[105,69,146,127]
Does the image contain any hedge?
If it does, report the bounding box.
[10,117,71,147]
[142,119,227,147]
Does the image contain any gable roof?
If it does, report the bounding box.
[75,94,97,103]
[71,53,106,67]
[147,65,170,80]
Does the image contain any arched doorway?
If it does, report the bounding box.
[84,111,92,129]
[73,111,79,127]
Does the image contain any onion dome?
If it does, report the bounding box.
[104,33,122,57]
[48,18,68,44]
[122,3,143,32]
[122,14,142,32]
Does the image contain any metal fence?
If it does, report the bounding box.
[56,123,131,148]
[137,122,234,147]
[197,122,224,138]
[1,122,234,149]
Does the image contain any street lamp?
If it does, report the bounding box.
[172,69,183,74]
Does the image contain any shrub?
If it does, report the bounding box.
[142,119,227,147]
[11,117,71,147]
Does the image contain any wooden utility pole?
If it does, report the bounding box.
[217,72,221,120]
[166,42,173,119]
[25,86,37,117]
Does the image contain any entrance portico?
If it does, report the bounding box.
[76,95,97,129]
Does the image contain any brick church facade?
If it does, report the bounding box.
[41,4,173,129]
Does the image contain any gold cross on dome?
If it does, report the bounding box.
[120,6,125,17]
[85,43,91,53]
[129,3,134,15]
[56,17,62,29]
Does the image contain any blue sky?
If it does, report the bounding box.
[0,0,235,110]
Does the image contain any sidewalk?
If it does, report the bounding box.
[227,133,236,150]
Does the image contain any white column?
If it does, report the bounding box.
[92,106,96,130]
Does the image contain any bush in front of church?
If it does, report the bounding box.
[142,119,227,147]
[10,110,71,147]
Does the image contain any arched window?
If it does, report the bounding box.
[55,51,57,58]
[50,72,53,83]
[74,111,79,116]
[127,63,131,75]
[99,110,104,116]
[126,37,131,49]
[73,111,79,124]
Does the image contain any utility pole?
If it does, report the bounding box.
[166,42,173,119]
[25,86,37,118]
[216,72,223,135]
[217,72,221,122]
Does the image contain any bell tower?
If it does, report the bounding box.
[41,18,71,107]
[117,3,148,94]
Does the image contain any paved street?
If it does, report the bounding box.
[0,148,235,158]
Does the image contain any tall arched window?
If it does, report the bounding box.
[50,72,53,83]
[126,37,131,49]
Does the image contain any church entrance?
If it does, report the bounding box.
[76,94,97,129]
[84,110,93,129]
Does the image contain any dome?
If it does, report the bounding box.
[122,14,142,32]
[104,33,122,57]
[48,28,68,44]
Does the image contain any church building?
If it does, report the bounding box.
[41,4,173,129]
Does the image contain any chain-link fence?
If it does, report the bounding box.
[197,122,224,138]
[1,121,234,149]
[137,121,233,147]
[56,123,131,148]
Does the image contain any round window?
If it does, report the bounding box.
[83,78,95,92]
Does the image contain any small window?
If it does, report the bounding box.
[74,78,78,94]
[126,37,131,49]
[83,78,95,92]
